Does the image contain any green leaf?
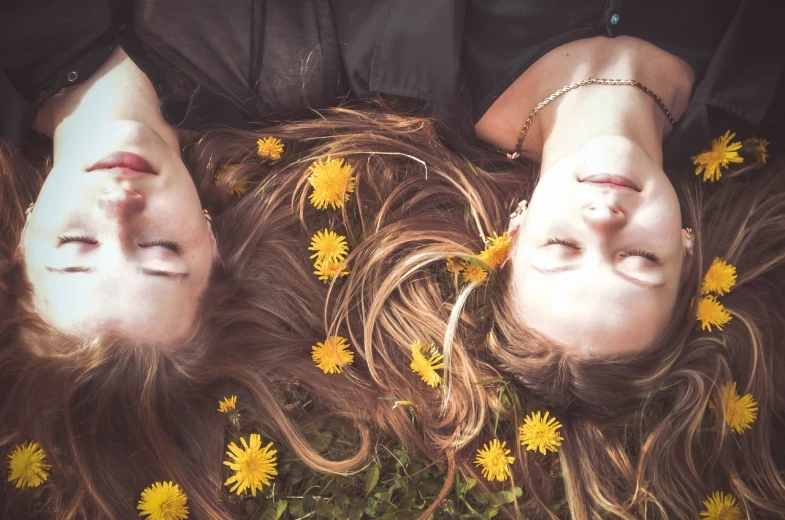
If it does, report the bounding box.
[302,492,315,512]
[245,499,262,518]
[457,476,477,496]
[259,500,288,520]
[288,498,305,517]
[273,500,288,519]
[495,491,516,505]
[348,506,365,520]
[365,464,381,496]
[462,256,492,273]
[392,449,410,467]
[314,497,343,519]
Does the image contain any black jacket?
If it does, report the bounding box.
[0,0,343,151]
[332,0,785,163]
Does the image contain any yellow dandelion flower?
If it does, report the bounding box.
[478,232,512,270]
[474,439,515,482]
[700,491,743,520]
[311,335,354,374]
[314,258,351,283]
[6,441,51,489]
[462,261,489,283]
[309,229,349,264]
[692,130,743,182]
[697,295,732,332]
[223,433,278,497]
[215,168,250,196]
[744,136,769,165]
[256,136,284,160]
[410,340,445,388]
[137,481,189,520]
[307,156,356,210]
[519,411,564,455]
[446,256,465,275]
[716,382,758,435]
[701,258,737,296]
[218,395,237,413]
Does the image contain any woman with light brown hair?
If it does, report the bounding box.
[326,1,785,516]
[307,118,785,519]
[0,123,383,518]
[0,2,380,517]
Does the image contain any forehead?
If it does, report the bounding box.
[512,264,678,354]
[30,268,200,345]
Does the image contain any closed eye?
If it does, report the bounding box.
[624,249,660,264]
[139,240,182,254]
[545,237,579,249]
[546,238,660,264]
[58,235,97,245]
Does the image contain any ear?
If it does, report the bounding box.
[681,228,695,276]
[507,202,527,240]
[205,214,219,255]
[14,210,33,262]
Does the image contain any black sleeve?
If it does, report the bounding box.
[330,0,473,141]
[0,72,29,150]
[132,0,346,118]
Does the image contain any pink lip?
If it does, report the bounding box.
[88,152,156,175]
[580,174,640,192]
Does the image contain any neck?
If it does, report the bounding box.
[475,36,694,170]
[34,47,179,160]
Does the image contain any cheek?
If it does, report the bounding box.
[638,199,683,240]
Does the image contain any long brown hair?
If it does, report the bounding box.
[0,134,374,518]
[250,110,785,518]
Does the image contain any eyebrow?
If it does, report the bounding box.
[530,263,665,289]
[45,266,189,279]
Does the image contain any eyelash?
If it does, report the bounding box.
[57,236,181,254]
[545,237,579,248]
[140,240,182,254]
[546,237,660,263]
[57,235,97,245]
[624,249,660,263]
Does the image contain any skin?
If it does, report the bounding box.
[477,36,696,354]
[20,47,217,346]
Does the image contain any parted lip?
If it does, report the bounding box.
[88,152,156,175]
[579,174,640,192]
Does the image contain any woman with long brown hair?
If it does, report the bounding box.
[324,3,785,516]
[298,114,785,518]
[0,3,378,517]
[0,119,384,517]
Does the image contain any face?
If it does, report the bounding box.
[21,121,217,346]
[509,136,692,355]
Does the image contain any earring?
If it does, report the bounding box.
[26,203,35,216]
[685,227,694,242]
[509,200,528,219]
[203,208,212,222]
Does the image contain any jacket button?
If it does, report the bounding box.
[610,13,620,25]
[67,71,79,82]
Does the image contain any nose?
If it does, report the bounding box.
[97,188,145,221]
[581,202,627,233]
